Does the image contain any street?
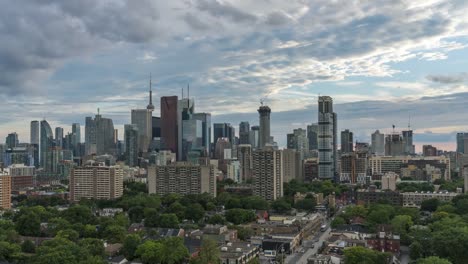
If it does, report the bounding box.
[285,225,331,264]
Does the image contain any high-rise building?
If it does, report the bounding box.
[124,124,139,167]
[341,129,353,153]
[215,138,231,160]
[147,163,216,197]
[385,134,404,156]
[402,130,415,155]
[55,127,64,148]
[0,170,11,209]
[303,158,319,183]
[381,172,398,191]
[287,128,308,157]
[5,133,19,149]
[457,133,468,154]
[131,109,152,153]
[258,105,271,149]
[339,152,368,184]
[85,112,115,156]
[8,164,35,191]
[213,123,235,147]
[318,96,337,180]
[282,149,302,183]
[423,145,438,156]
[177,98,195,160]
[371,130,385,156]
[464,165,468,193]
[252,148,283,201]
[161,96,178,155]
[72,123,81,157]
[30,121,40,145]
[152,116,161,139]
[239,122,250,145]
[238,144,252,182]
[192,113,211,157]
[70,165,123,202]
[307,123,318,150]
[40,120,54,168]
[249,126,260,149]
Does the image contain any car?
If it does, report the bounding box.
[311,244,315,248]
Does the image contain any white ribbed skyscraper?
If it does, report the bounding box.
[318,96,337,180]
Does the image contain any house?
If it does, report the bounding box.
[366,225,400,255]
[220,242,260,264]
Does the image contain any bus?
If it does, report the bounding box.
[320,224,327,232]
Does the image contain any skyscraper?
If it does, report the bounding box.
[318,96,337,180]
[287,128,308,157]
[193,113,211,156]
[371,130,385,156]
[71,123,81,157]
[124,124,139,167]
[341,129,353,153]
[5,133,19,149]
[161,96,178,155]
[239,121,250,144]
[238,144,252,182]
[307,123,318,150]
[258,104,271,149]
[249,126,260,149]
[0,171,11,209]
[40,120,54,168]
[213,123,235,147]
[402,130,415,155]
[252,148,283,201]
[30,121,40,145]
[385,134,404,156]
[282,149,302,183]
[85,111,115,156]
[131,109,152,153]
[55,127,64,148]
[457,133,468,154]
[70,166,123,202]
[178,98,195,161]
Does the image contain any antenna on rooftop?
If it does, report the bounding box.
[392,124,395,133]
[408,115,411,130]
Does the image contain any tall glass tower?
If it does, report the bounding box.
[258,105,271,149]
[318,96,337,180]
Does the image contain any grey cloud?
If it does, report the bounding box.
[184,13,210,31]
[426,73,468,84]
[195,0,257,23]
[265,11,293,26]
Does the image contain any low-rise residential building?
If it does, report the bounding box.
[357,186,402,206]
[402,191,458,207]
[220,242,260,264]
[366,225,400,254]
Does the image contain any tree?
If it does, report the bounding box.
[83,224,98,238]
[159,213,180,228]
[34,238,85,264]
[331,217,346,228]
[294,198,316,211]
[225,209,255,225]
[191,239,220,264]
[417,256,453,264]
[103,225,126,243]
[47,217,72,236]
[241,196,269,210]
[128,206,145,223]
[271,198,291,214]
[122,234,142,261]
[391,215,413,244]
[185,203,205,222]
[136,237,188,264]
[15,211,41,236]
[62,205,95,225]
[21,240,35,253]
[0,241,21,262]
[56,229,79,242]
[421,198,440,212]
[225,198,242,209]
[144,208,159,227]
[78,238,105,257]
[229,225,253,241]
[167,202,186,220]
[344,246,390,264]
[207,215,226,225]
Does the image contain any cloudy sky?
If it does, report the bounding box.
[1,0,468,151]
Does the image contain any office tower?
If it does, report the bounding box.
[215,138,231,160]
[0,144,5,165]
[318,96,337,180]
[193,113,211,156]
[131,109,152,153]
[287,128,309,157]
[124,124,139,167]
[252,148,283,201]
[0,171,11,209]
[258,104,271,149]
[213,123,235,146]
[339,152,367,184]
[85,112,115,156]
[307,123,318,150]
[423,145,438,156]
[227,160,241,182]
[147,163,216,197]
[40,120,54,168]
[402,130,415,155]
[457,133,468,154]
[249,126,260,149]
[464,165,468,193]
[161,96,178,155]
[3,147,34,167]
[239,122,250,144]
[152,116,161,139]
[70,166,123,202]
[238,144,252,182]
[5,133,19,149]
[55,127,64,148]
[341,129,353,153]
[30,121,40,145]
[71,123,81,157]
[282,149,302,183]
[177,98,195,160]
[8,164,34,191]
[113,129,118,144]
[303,158,319,183]
[371,130,385,156]
[385,134,404,156]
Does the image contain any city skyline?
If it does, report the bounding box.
[1,1,468,150]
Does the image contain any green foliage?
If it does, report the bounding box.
[144,208,160,227]
[136,237,189,264]
[78,238,105,257]
[344,246,390,264]
[184,203,205,222]
[229,225,253,241]
[0,241,21,262]
[102,225,126,243]
[271,198,292,214]
[128,206,145,223]
[294,197,317,211]
[241,196,269,210]
[225,209,255,225]
[21,239,35,253]
[167,202,186,220]
[56,229,79,242]
[15,210,41,236]
[421,198,440,212]
[159,213,180,228]
[122,234,142,261]
[331,217,346,228]
[397,182,434,192]
[417,256,453,264]
[118,193,161,211]
[61,205,95,225]
[207,214,227,225]
[124,182,148,195]
[191,239,220,264]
